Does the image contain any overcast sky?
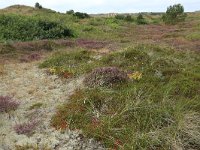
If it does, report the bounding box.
[0,0,199,13]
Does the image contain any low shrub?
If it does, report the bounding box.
[73,12,90,19]
[84,67,129,87]
[14,120,39,136]
[0,96,20,113]
[115,14,134,22]
[66,10,74,15]
[136,14,147,24]
[0,14,74,41]
[115,15,125,20]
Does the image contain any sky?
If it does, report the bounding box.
[0,0,199,14]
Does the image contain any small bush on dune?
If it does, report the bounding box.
[162,4,187,25]
[84,67,129,87]
[0,96,20,113]
[136,13,147,24]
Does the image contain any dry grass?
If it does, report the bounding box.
[0,63,5,75]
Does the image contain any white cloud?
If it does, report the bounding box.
[0,0,199,13]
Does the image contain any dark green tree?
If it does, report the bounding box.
[35,2,42,9]
[162,4,187,24]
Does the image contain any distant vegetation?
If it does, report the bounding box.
[162,4,187,24]
[115,14,134,22]
[136,13,147,24]
[66,9,90,19]
[35,2,42,9]
[0,14,73,41]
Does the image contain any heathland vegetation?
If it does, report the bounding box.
[0,3,200,150]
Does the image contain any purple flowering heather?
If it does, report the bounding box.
[0,96,20,113]
[84,67,129,87]
[14,120,39,135]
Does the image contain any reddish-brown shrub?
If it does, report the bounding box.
[0,96,20,113]
[84,67,129,87]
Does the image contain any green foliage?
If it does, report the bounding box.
[136,13,147,24]
[35,2,42,9]
[0,14,73,41]
[162,4,187,24]
[73,12,90,19]
[48,44,200,149]
[115,14,134,22]
[115,14,125,20]
[66,9,74,15]
[186,32,200,41]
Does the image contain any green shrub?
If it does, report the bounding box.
[66,10,74,15]
[162,4,187,24]
[0,14,73,41]
[115,14,134,22]
[115,14,125,20]
[136,13,147,24]
[73,12,90,19]
[35,2,42,9]
[125,15,134,22]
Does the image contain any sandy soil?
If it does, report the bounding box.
[0,61,104,150]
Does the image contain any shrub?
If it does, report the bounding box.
[115,15,125,20]
[66,10,74,15]
[73,12,90,19]
[125,15,134,22]
[162,4,187,24]
[136,13,147,24]
[35,2,42,9]
[0,96,20,113]
[14,120,39,136]
[84,67,129,87]
[115,14,133,22]
[0,14,74,41]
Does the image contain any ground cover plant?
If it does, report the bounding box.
[49,44,200,149]
[0,96,20,113]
